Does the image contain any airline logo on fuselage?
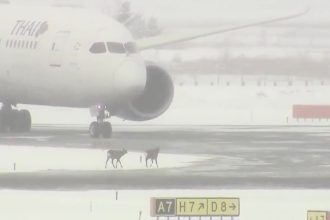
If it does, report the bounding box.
[11,20,49,38]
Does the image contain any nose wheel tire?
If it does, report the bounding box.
[0,108,31,133]
[20,110,32,132]
[89,121,112,139]
[101,122,112,138]
[11,110,32,132]
[89,122,100,138]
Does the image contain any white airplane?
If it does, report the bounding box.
[0,3,307,138]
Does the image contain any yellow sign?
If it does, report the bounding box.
[307,211,327,220]
[208,198,240,216]
[176,198,208,216]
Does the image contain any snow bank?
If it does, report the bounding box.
[0,145,208,173]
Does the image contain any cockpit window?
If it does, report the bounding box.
[89,42,107,54]
[107,42,126,54]
[90,42,138,55]
[124,42,137,53]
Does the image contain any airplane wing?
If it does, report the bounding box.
[136,9,309,50]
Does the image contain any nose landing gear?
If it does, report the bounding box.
[89,105,112,139]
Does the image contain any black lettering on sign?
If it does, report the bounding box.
[211,201,217,212]
[155,199,176,216]
[189,201,195,212]
[221,202,227,212]
[179,201,186,213]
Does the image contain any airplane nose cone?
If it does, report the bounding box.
[115,60,147,99]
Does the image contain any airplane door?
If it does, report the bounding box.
[49,31,70,67]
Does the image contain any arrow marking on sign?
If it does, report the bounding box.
[229,203,236,210]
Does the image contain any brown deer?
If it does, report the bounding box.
[105,148,128,168]
[145,148,160,168]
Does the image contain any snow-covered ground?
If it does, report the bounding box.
[0,145,208,173]
[0,190,329,220]
[20,75,330,126]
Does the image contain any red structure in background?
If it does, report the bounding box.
[293,105,330,119]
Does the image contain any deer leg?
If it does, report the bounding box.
[111,159,116,168]
[118,159,123,168]
[155,159,159,168]
[146,158,148,168]
[105,156,110,168]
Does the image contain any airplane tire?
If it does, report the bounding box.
[0,108,14,132]
[0,108,31,133]
[89,121,100,138]
[9,110,21,132]
[101,122,112,139]
[0,113,4,132]
[20,110,32,132]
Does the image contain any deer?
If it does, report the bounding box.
[145,148,160,168]
[105,148,128,169]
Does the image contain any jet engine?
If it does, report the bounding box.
[115,64,174,121]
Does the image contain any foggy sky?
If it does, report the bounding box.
[8,0,329,25]
[126,0,327,26]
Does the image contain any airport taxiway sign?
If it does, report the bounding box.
[151,197,240,217]
[176,198,208,216]
[151,198,176,217]
[308,211,329,220]
[206,198,240,216]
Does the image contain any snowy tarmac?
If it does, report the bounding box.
[0,125,330,189]
[1,83,330,219]
[0,145,208,172]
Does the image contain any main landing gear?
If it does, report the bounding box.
[89,105,112,139]
[0,104,32,133]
